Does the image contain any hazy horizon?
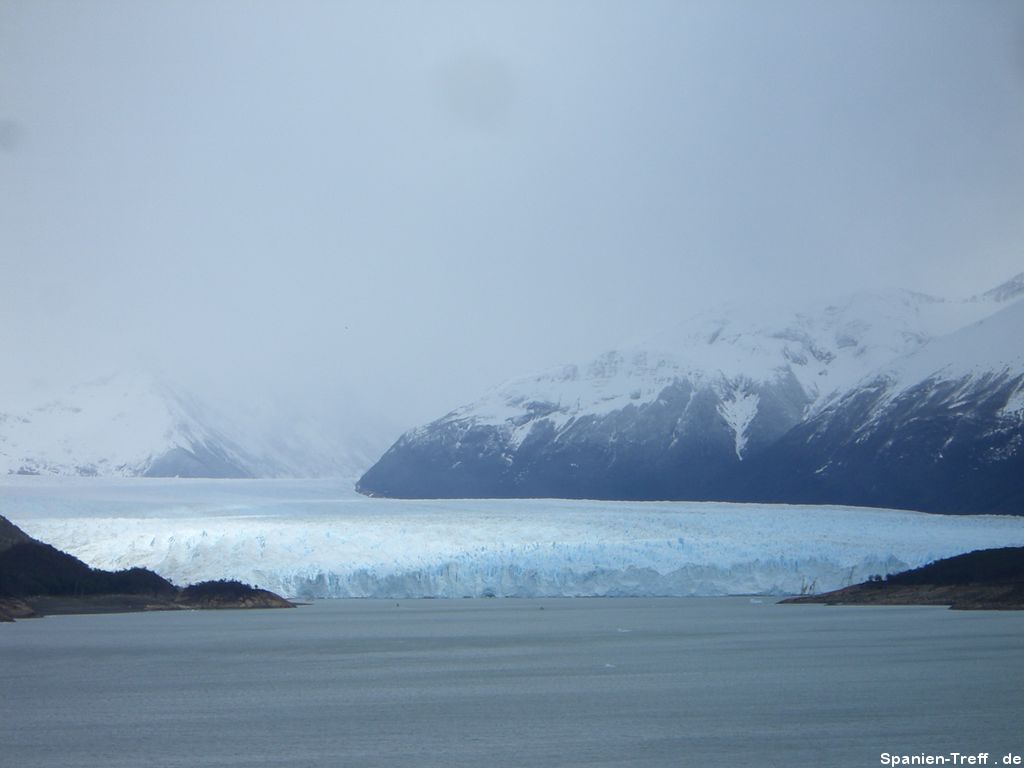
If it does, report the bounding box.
[3,1,1023,438]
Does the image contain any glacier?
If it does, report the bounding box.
[4,477,1024,600]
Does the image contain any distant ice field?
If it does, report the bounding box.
[3,477,1023,599]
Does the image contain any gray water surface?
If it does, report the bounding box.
[2,598,1022,767]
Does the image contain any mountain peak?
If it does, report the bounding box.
[0,370,384,479]
[979,272,1024,303]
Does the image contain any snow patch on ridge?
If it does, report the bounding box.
[1001,386,1024,418]
[717,390,759,459]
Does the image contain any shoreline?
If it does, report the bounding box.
[1,590,295,622]
[781,547,1024,610]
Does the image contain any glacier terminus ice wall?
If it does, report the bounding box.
[5,478,1024,599]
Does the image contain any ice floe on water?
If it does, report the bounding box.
[3,478,1024,599]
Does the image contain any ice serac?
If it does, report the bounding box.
[358,275,1024,513]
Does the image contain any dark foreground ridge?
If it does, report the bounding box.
[782,547,1024,610]
[0,515,293,622]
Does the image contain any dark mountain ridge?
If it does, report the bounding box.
[0,516,292,622]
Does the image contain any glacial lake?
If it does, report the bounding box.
[2,598,1022,768]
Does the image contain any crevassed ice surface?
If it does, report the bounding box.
[4,477,1024,599]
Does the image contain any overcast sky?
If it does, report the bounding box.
[2,0,1023,436]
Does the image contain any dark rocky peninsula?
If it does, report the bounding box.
[782,547,1024,610]
[0,515,293,622]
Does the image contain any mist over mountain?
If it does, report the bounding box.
[7,272,1022,503]
[0,370,393,479]
[357,273,1024,513]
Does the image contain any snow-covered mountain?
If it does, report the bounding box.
[737,297,1024,513]
[357,274,1024,513]
[0,371,381,479]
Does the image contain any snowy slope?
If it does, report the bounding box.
[358,274,1024,506]
[0,371,380,479]
[868,295,1024,402]
[6,478,1024,599]
[0,371,253,477]
[740,298,1024,513]
[434,284,1010,436]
